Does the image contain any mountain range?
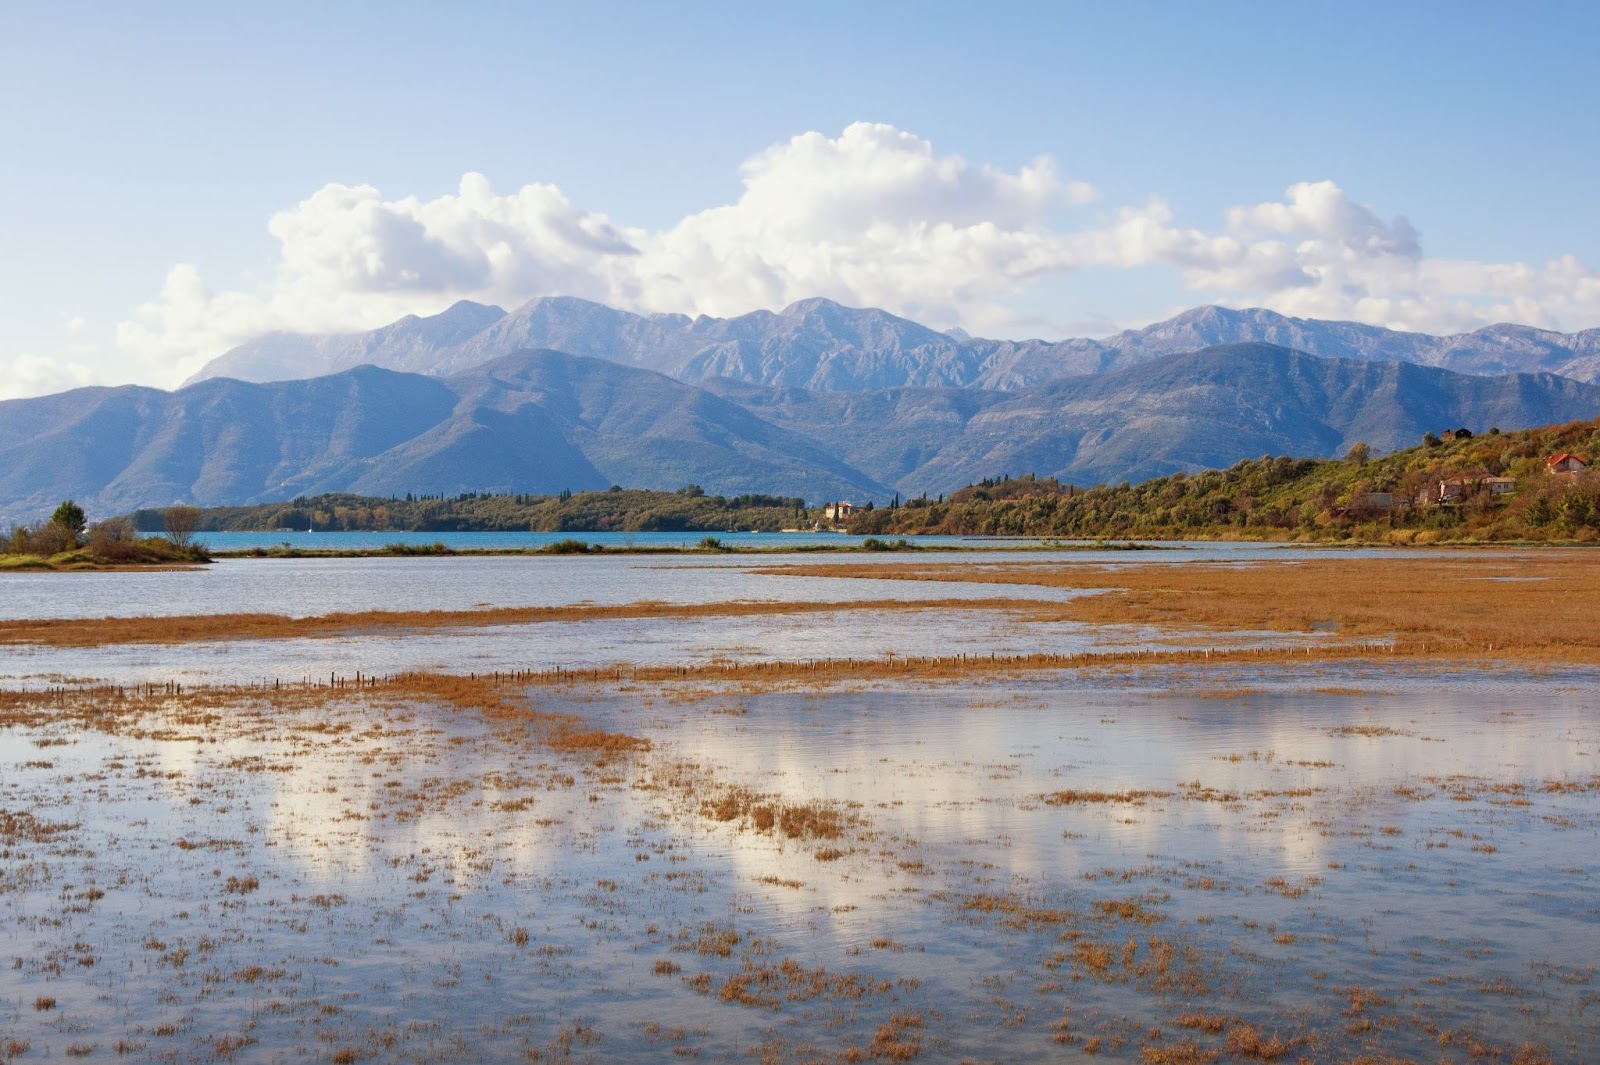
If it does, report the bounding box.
[8,343,1600,522]
[188,297,1600,391]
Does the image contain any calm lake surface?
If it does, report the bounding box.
[0,551,1593,1063]
[0,546,1370,688]
[0,539,1411,623]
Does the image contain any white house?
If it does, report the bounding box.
[823,501,859,522]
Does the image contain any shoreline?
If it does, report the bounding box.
[11,533,1600,571]
[202,538,1164,560]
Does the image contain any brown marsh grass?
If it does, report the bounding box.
[698,784,852,841]
[759,553,1600,663]
[863,1012,924,1061]
[1043,789,1173,806]
[0,595,1034,648]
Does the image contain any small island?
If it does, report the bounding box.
[2,501,210,570]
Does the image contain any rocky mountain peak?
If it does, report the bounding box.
[185,296,1600,393]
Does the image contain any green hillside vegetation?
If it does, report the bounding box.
[845,419,1600,543]
[129,486,814,535]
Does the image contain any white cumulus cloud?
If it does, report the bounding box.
[117,264,284,385]
[632,122,1090,321]
[97,121,1600,392]
[0,354,100,401]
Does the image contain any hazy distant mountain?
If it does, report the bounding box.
[13,343,1600,522]
[187,297,1600,390]
[185,300,507,385]
[434,294,973,387]
[665,297,985,390]
[1084,305,1600,381]
[435,297,689,377]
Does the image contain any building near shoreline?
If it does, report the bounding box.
[1546,453,1588,475]
[1431,474,1517,505]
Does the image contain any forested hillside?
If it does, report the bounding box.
[845,419,1600,543]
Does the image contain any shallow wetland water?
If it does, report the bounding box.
[1,550,1597,1062]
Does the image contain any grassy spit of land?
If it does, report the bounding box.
[203,537,1158,559]
[0,541,210,571]
[5,502,211,570]
[0,595,1040,649]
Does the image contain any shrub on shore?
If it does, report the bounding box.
[543,538,599,555]
[378,541,451,556]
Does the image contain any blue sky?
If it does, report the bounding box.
[4,1,1598,397]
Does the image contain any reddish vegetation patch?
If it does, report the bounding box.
[1042,789,1173,805]
[0,596,1029,649]
[1,809,79,845]
[865,1012,925,1061]
[545,729,651,755]
[698,785,850,841]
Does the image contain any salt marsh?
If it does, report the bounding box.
[1,552,1595,1063]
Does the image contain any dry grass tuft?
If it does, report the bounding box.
[1042,789,1173,806]
[1223,1023,1301,1060]
[545,729,651,755]
[698,785,850,841]
[1094,898,1165,925]
[1172,1012,1227,1033]
[1139,1040,1219,1065]
[2,809,79,845]
[865,1012,924,1061]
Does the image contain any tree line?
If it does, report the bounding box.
[127,486,816,535]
